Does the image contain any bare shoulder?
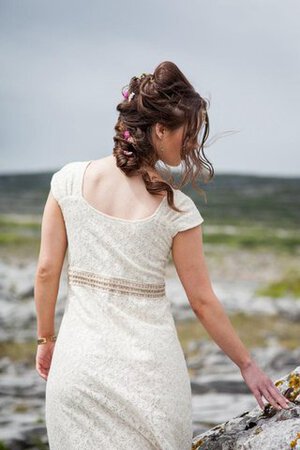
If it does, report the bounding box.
[91,155,114,169]
[87,155,115,177]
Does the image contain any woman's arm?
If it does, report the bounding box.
[171,225,290,411]
[34,191,68,338]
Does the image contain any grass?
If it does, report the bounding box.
[14,402,30,413]
[0,216,40,230]
[176,312,300,358]
[1,213,299,255]
[0,340,37,362]
[3,311,298,365]
[29,436,48,450]
[202,226,300,253]
[0,215,41,248]
[255,269,300,298]
[0,233,38,246]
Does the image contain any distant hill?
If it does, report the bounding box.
[184,173,300,229]
[0,170,299,228]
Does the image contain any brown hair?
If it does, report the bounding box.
[113,61,214,212]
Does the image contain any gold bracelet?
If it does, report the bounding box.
[37,335,57,345]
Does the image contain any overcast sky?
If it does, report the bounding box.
[1,0,299,177]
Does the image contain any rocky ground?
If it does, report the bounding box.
[0,246,299,449]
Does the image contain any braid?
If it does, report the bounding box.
[112,61,215,211]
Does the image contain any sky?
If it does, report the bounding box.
[0,0,299,177]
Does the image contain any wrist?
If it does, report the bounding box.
[238,357,254,371]
[37,334,57,345]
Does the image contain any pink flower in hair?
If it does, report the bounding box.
[123,130,134,143]
[122,89,129,99]
[123,130,131,140]
[122,87,135,102]
[123,131,133,156]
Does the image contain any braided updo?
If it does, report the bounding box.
[112,61,214,212]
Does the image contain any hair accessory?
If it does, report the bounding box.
[123,130,134,143]
[122,72,153,101]
[122,130,134,157]
[122,88,135,102]
[128,92,135,101]
[138,72,154,81]
[122,89,129,99]
[123,130,134,144]
[123,130,131,140]
[123,149,134,156]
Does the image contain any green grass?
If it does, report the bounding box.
[0,340,37,362]
[29,436,48,450]
[1,213,299,256]
[2,313,298,393]
[14,402,30,413]
[256,269,300,299]
[203,226,300,253]
[0,233,38,245]
[0,441,10,450]
[176,312,300,362]
[0,216,40,229]
[0,214,41,248]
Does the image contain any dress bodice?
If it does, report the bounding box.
[50,160,204,283]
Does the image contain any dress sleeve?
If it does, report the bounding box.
[170,194,204,238]
[50,162,75,204]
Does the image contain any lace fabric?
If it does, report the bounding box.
[68,267,166,298]
[46,160,204,449]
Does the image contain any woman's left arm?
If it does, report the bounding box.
[34,191,68,339]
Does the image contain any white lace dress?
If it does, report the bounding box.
[45,160,204,450]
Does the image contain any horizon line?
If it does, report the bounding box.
[0,168,299,180]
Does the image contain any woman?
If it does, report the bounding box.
[34,61,290,450]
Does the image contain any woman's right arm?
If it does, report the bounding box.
[171,224,291,411]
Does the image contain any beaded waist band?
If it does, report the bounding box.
[68,268,166,298]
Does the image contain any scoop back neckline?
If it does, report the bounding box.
[79,160,168,223]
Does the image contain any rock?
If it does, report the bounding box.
[191,373,251,394]
[19,286,34,300]
[191,366,300,450]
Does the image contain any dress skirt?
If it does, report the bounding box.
[45,269,193,450]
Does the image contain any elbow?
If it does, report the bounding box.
[36,264,59,280]
[189,292,220,316]
[191,302,206,318]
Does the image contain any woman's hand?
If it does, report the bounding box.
[240,359,291,411]
[36,342,55,381]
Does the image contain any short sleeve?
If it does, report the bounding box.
[50,170,63,203]
[170,194,204,238]
[50,162,77,204]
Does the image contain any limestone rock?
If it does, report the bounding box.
[191,366,300,450]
